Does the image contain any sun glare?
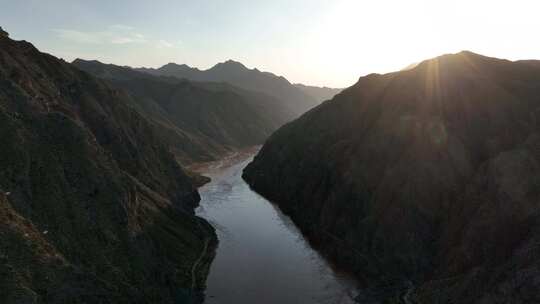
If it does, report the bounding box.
[303,0,540,86]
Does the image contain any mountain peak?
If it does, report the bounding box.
[72,58,102,65]
[212,60,248,71]
[458,50,494,57]
[403,50,505,75]
[159,62,195,72]
[438,50,495,62]
[225,59,245,66]
[400,51,491,73]
[163,62,188,68]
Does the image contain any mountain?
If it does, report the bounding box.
[401,62,420,71]
[137,60,319,116]
[0,29,216,303]
[293,83,342,103]
[243,51,540,303]
[74,59,294,164]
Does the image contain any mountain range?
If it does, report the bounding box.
[137,61,330,116]
[243,51,540,303]
[73,59,294,164]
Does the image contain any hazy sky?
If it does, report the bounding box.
[1,0,539,87]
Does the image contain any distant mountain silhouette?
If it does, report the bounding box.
[137,60,319,116]
[244,51,540,303]
[74,59,294,164]
[0,29,215,303]
[293,83,342,102]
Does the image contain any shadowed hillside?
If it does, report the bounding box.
[0,30,216,303]
[243,51,540,303]
[74,59,294,164]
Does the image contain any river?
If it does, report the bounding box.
[195,152,358,304]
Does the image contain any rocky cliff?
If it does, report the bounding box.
[0,30,216,303]
[243,51,540,303]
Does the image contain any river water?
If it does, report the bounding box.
[195,152,358,304]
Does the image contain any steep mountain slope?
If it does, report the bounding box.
[243,51,540,303]
[74,59,293,164]
[293,83,342,103]
[0,30,215,303]
[137,60,319,116]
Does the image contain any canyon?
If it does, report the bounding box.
[2,23,540,304]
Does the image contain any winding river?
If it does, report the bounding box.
[195,152,358,304]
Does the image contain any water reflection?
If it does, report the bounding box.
[196,153,358,304]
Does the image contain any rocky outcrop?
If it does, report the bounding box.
[0,30,216,303]
[243,51,540,303]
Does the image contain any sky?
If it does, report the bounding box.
[1,0,539,87]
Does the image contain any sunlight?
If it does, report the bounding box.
[305,0,540,86]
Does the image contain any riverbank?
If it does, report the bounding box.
[188,146,261,177]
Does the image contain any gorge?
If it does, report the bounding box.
[2,19,540,304]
